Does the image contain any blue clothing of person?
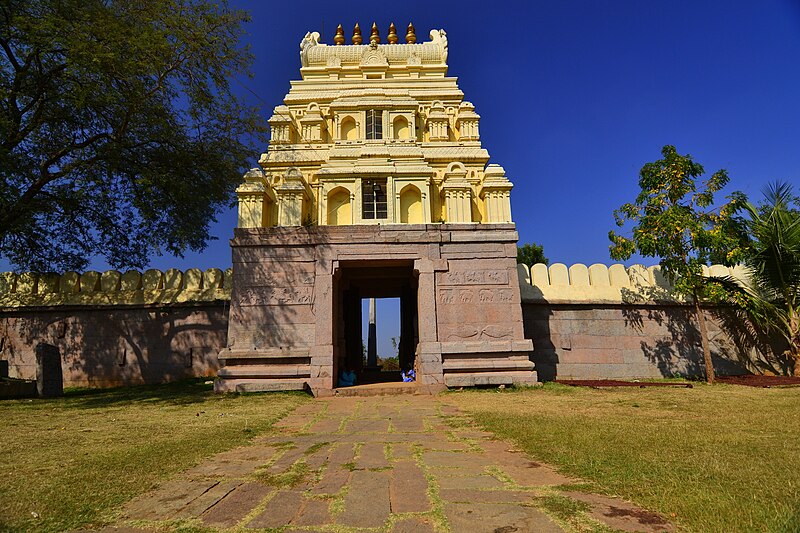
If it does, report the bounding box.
[402,369,416,382]
[338,369,357,387]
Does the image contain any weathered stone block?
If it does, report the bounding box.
[204,268,224,289]
[101,270,121,292]
[569,264,590,286]
[183,268,203,290]
[223,268,234,290]
[80,271,101,292]
[549,263,569,286]
[629,264,651,287]
[60,272,80,293]
[16,272,38,294]
[164,268,183,289]
[588,264,610,286]
[35,343,63,397]
[608,264,630,286]
[121,271,142,291]
[143,269,163,290]
[0,272,16,293]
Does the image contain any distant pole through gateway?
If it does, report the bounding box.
[367,297,378,368]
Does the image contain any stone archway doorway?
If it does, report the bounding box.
[333,260,418,387]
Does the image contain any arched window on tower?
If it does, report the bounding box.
[393,116,409,140]
[341,116,357,140]
[327,188,352,225]
[399,185,422,223]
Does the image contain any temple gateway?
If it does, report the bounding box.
[215,23,537,395]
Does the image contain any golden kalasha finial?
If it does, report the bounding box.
[352,22,363,45]
[370,22,380,44]
[405,22,416,44]
[334,24,345,45]
[387,22,399,44]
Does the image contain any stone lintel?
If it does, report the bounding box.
[231,224,520,248]
[219,347,311,360]
[440,340,532,355]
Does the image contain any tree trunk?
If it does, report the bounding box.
[791,311,800,377]
[694,295,715,384]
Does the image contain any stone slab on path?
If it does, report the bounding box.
[103,395,674,533]
[200,482,271,528]
[339,469,392,528]
[445,501,564,533]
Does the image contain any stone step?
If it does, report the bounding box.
[442,358,534,372]
[217,364,310,379]
[218,347,310,361]
[444,371,538,387]
[214,378,308,393]
[332,382,444,397]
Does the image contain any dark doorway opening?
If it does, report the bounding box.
[334,260,419,387]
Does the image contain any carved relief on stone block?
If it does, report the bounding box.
[238,269,315,287]
[439,269,509,286]
[498,288,514,302]
[438,287,515,305]
[445,324,513,340]
[438,289,454,304]
[236,286,314,306]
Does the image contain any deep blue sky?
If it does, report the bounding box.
[151,0,800,273]
[6,1,800,356]
[8,0,800,272]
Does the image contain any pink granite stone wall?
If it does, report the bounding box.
[0,303,228,387]
[1,266,784,389]
[522,302,781,380]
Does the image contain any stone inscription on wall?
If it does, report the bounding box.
[438,287,514,304]
[236,286,314,306]
[439,269,509,286]
[238,270,315,287]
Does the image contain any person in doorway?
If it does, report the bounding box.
[401,365,416,382]
[338,365,357,387]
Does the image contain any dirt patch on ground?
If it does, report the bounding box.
[716,375,800,387]
[557,375,800,388]
[556,380,693,389]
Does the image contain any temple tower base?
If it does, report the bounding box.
[215,224,536,396]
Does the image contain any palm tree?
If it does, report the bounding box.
[723,182,800,375]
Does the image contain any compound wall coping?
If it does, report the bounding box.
[0,268,232,309]
[518,262,750,305]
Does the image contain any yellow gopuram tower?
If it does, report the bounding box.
[235,24,514,230]
[217,24,535,395]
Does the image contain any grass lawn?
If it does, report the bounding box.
[448,383,800,533]
[0,380,309,533]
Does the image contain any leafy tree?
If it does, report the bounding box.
[717,182,800,375]
[609,145,746,383]
[0,0,266,272]
[517,242,549,266]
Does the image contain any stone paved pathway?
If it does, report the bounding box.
[95,395,674,533]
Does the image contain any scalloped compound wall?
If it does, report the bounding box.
[0,263,768,387]
[516,262,750,304]
[516,263,763,380]
[0,268,232,387]
[0,267,232,307]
